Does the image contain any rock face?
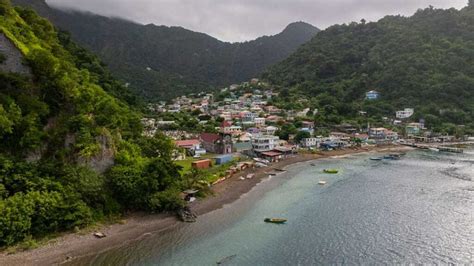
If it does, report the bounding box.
[76,135,116,174]
[0,33,31,75]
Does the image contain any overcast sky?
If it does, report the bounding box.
[47,0,467,42]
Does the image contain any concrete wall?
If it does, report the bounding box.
[0,33,32,75]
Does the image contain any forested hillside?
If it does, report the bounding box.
[264,4,474,133]
[0,0,192,248]
[12,0,319,101]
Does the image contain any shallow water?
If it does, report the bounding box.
[77,149,474,265]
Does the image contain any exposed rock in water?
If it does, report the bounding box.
[177,206,197,223]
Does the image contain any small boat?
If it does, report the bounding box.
[429,148,439,152]
[370,157,383,161]
[323,169,339,174]
[217,254,237,265]
[383,155,400,160]
[264,218,287,224]
[318,181,327,185]
[93,232,106,239]
[310,163,316,166]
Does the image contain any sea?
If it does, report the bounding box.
[75,148,474,265]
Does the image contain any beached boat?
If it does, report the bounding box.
[264,218,287,224]
[323,169,339,174]
[318,181,327,185]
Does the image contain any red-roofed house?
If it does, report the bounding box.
[260,151,283,162]
[175,139,201,149]
[175,139,206,157]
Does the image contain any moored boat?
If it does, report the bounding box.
[264,218,287,224]
[318,181,327,185]
[383,154,400,160]
[323,169,339,174]
[370,157,383,161]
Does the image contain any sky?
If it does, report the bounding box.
[47,0,468,42]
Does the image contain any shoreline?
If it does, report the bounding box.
[0,145,414,266]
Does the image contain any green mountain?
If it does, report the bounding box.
[264,4,474,133]
[0,0,189,247]
[12,0,320,101]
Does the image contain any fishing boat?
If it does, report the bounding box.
[370,157,383,161]
[323,169,339,174]
[318,181,327,185]
[264,218,287,224]
[383,154,400,160]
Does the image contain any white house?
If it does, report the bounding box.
[369,127,387,139]
[252,135,280,152]
[254,117,266,127]
[261,126,278,136]
[301,137,322,148]
[366,90,380,100]
[396,108,414,119]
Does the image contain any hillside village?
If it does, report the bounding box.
[141,79,469,178]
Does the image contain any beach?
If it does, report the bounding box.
[0,145,414,266]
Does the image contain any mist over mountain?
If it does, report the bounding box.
[12,0,319,100]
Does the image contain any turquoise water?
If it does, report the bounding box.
[79,149,473,265]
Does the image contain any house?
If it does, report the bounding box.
[301,137,322,148]
[369,128,388,139]
[366,90,380,100]
[247,128,261,135]
[220,121,242,135]
[254,117,266,127]
[175,139,206,156]
[273,146,295,156]
[200,133,233,154]
[241,111,257,122]
[265,106,282,114]
[406,123,422,137]
[385,130,399,140]
[330,132,351,141]
[261,126,278,136]
[396,108,414,119]
[353,133,369,142]
[302,121,315,130]
[233,142,253,153]
[252,135,280,152]
[296,108,311,117]
[175,139,201,150]
[260,151,282,162]
[266,115,283,123]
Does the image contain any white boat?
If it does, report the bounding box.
[429,148,440,152]
[318,181,327,185]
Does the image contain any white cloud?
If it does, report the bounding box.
[46,0,468,42]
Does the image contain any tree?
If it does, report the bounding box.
[294,131,311,144]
